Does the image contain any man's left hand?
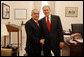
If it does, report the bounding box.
[59,42,64,48]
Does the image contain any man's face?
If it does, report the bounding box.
[32,10,39,20]
[43,7,50,17]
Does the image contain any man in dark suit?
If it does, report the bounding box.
[39,5,64,56]
[25,9,44,56]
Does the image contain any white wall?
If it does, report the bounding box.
[1,1,34,49]
[55,1,83,31]
[1,1,34,25]
[2,1,83,32]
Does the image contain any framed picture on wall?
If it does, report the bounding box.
[65,7,78,17]
[2,3,10,19]
[14,9,27,20]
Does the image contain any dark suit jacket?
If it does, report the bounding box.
[25,18,41,55]
[39,15,64,50]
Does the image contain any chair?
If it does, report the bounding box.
[70,24,83,37]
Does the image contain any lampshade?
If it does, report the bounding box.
[1,24,8,37]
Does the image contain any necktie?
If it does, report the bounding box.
[36,21,39,27]
[47,16,50,32]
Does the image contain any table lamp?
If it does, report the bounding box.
[1,24,8,47]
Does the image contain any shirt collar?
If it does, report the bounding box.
[32,18,38,22]
[46,14,51,19]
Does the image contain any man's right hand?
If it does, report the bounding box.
[40,39,45,45]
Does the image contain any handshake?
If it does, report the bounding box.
[40,39,45,45]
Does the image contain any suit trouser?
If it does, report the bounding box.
[43,44,51,56]
[43,44,60,56]
[26,46,41,56]
[52,48,60,56]
[27,50,41,56]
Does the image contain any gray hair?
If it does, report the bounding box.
[31,9,39,15]
[42,5,51,11]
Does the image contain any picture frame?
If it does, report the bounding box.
[2,3,10,19]
[65,7,78,17]
[14,9,27,20]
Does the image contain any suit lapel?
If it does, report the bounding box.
[50,15,56,32]
[42,15,56,32]
[29,18,39,30]
[43,17,49,32]
[43,16,53,32]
